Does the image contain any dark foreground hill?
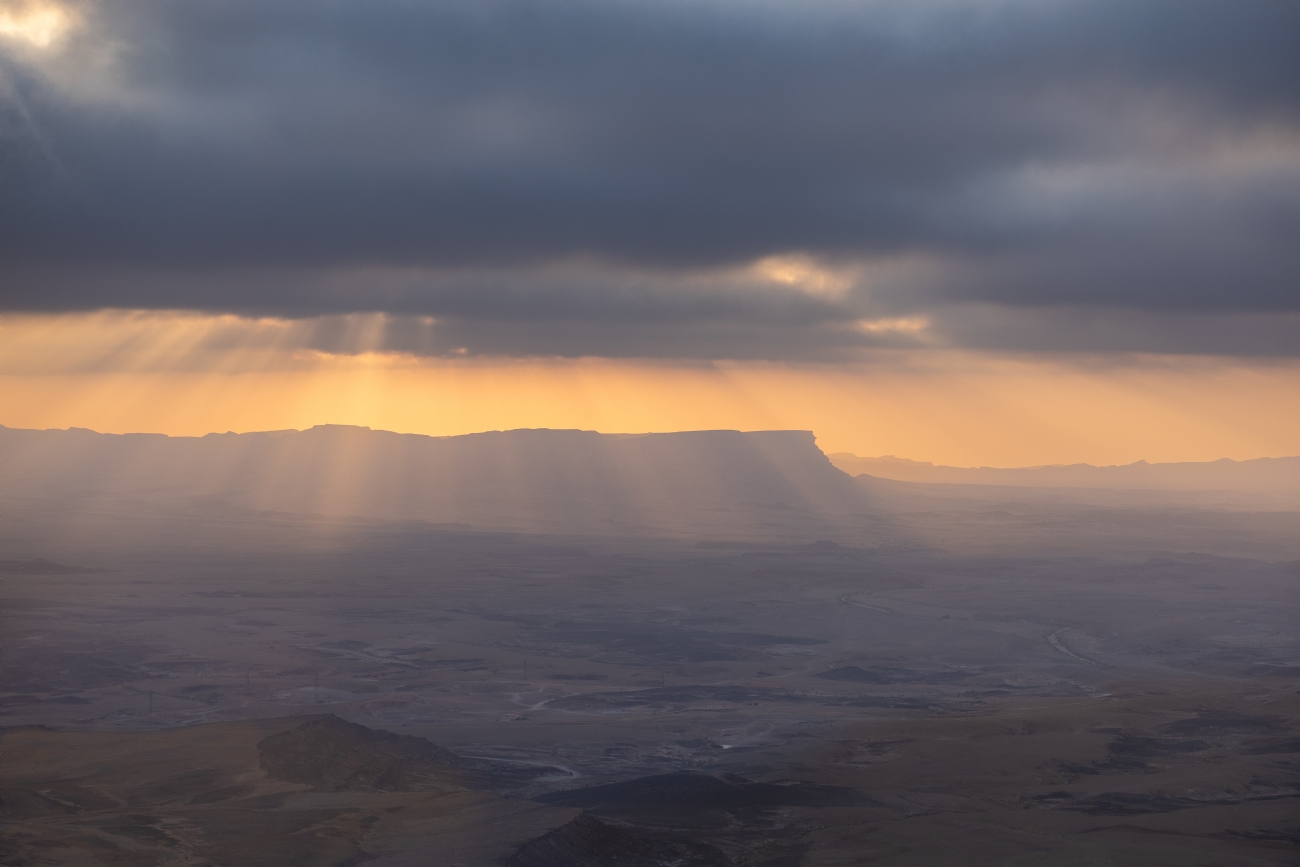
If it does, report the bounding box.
[0,424,868,539]
[0,715,696,867]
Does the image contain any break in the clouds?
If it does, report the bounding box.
[1,0,1297,359]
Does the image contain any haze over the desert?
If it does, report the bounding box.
[2,1,1298,865]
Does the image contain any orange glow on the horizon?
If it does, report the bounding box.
[2,312,1297,468]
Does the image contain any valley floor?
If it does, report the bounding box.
[3,521,1298,865]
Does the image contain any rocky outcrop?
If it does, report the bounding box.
[257,715,467,792]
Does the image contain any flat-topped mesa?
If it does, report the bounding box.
[0,425,865,536]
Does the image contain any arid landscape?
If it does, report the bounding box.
[3,426,1298,866]
[5,0,1298,862]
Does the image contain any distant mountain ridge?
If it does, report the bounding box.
[3,425,1297,554]
[0,424,865,538]
[827,452,1300,495]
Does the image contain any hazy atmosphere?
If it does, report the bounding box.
[2,1,1298,865]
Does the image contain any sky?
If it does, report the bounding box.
[1,0,1297,465]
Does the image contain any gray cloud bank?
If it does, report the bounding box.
[2,0,1297,358]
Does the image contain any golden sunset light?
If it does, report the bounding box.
[0,0,77,48]
[4,2,1298,864]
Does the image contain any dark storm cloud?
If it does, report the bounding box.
[1,0,1297,356]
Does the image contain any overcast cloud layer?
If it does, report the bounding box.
[1,0,1297,359]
